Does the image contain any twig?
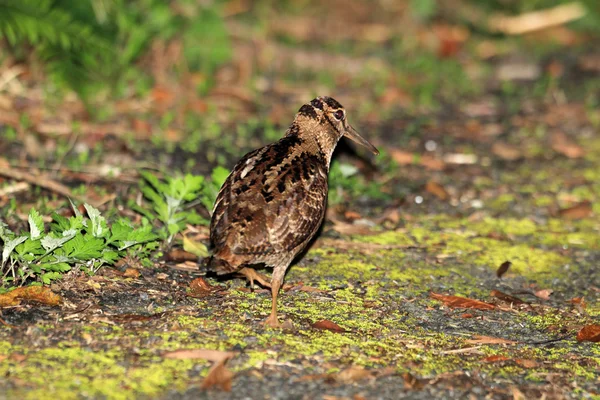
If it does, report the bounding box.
[489,2,586,35]
[0,166,95,206]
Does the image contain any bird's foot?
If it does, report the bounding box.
[262,313,282,329]
[238,267,271,290]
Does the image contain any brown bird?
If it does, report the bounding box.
[207,96,379,327]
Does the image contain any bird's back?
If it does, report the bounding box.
[209,135,329,273]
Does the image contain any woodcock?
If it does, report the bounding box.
[207,96,379,327]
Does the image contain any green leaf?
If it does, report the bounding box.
[40,230,77,252]
[41,271,63,284]
[62,234,104,260]
[183,235,208,257]
[50,212,70,232]
[100,249,119,264]
[84,203,108,237]
[15,238,43,256]
[211,166,229,188]
[106,220,133,245]
[0,221,13,241]
[28,208,44,240]
[140,170,169,194]
[2,236,27,266]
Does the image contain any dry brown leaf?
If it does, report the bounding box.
[492,142,522,161]
[201,361,234,391]
[534,289,553,300]
[312,320,347,333]
[576,324,600,342]
[344,210,362,220]
[430,292,496,310]
[334,366,373,383]
[483,355,510,362]
[425,181,450,201]
[389,149,445,171]
[465,335,517,345]
[188,278,216,299]
[0,286,61,307]
[330,219,374,236]
[569,297,586,309]
[123,268,140,278]
[558,201,592,220]
[550,131,585,158]
[496,261,512,278]
[165,248,198,262]
[163,349,232,361]
[402,372,425,389]
[490,290,526,305]
[515,359,538,368]
[297,285,327,293]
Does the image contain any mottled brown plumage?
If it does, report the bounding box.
[208,96,378,327]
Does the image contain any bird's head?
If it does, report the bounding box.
[289,96,379,159]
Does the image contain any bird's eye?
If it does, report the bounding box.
[333,110,345,121]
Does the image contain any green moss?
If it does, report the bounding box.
[354,230,414,246]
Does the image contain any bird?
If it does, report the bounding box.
[207,96,379,328]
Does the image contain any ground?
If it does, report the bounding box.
[1,1,600,399]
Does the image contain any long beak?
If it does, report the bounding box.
[343,124,379,155]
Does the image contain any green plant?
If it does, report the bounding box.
[136,171,203,245]
[0,203,157,287]
[135,168,229,246]
[0,0,231,100]
[328,160,389,206]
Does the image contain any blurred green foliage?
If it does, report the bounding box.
[0,0,231,101]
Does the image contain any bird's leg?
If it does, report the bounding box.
[263,266,286,328]
[238,267,271,290]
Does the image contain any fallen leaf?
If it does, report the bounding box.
[515,359,538,368]
[402,372,425,389]
[495,261,511,278]
[576,324,600,342]
[425,181,450,201]
[461,313,474,318]
[378,207,401,224]
[330,219,374,235]
[550,131,585,158]
[430,292,496,310]
[490,290,526,305]
[492,142,522,161]
[442,153,478,165]
[0,286,61,307]
[183,235,209,258]
[569,297,586,309]
[297,285,327,293]
[534,289,553,300]
[344,210,362,220]
[123,268,140,278]
[389,149,445,170]
[9,353,27,362]
[465,335,517,345]
[163,349,236,368]
[512,386,526,400]
[312,320,347,333]
[165,248,198,262]
[483,355,510,362]
[201,361,234,391]
[188,277,215,298]
[558,201,593,220]
[333,366,372,383]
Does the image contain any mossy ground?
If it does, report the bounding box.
[2,3,600,399]
[1,204,598,399]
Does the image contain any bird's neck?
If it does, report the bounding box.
[286,120,338,169]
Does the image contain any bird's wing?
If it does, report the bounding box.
[210,140,328,258]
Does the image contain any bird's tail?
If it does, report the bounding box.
[204,255,237,275]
